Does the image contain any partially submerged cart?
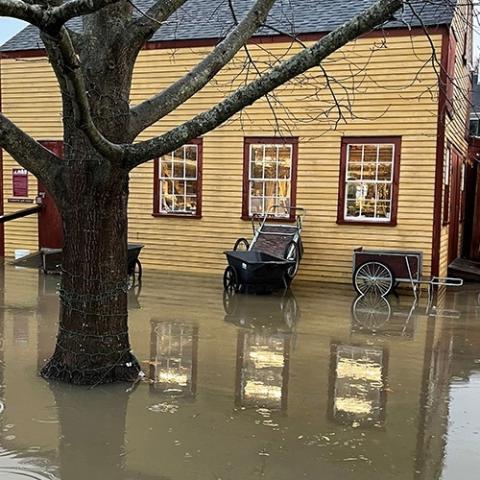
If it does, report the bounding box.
[223,207,305,294]
[352,247,463,300]
[42,243,144,287]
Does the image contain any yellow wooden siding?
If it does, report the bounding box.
[1,33,442,283]
[439,4,472,277]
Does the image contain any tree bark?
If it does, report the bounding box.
[40,38,141,384]
[40,153,140,384]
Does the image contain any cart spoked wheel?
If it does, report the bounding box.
[352,293,392,331]
[284,241,300,280]
[223,290,238,314]
[233,238,250,251]
[283,294,298,329]
[354,261,394,297]
[223,266,239,293]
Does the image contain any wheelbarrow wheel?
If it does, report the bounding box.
[233,238,249,251]
[223,266,239,293]
[284,241,300,281]
[134,259,142,281]
[352,293,392,331]
[354,261,394,297]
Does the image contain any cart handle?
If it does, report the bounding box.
[252,205,306,234]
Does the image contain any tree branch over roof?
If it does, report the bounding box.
[129,0,278,138]
[124,0,404,168]
[0,113,63,184]
[0,0,124,33]
[121,0,190,50]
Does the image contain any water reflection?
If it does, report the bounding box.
[148,321,198,398]
[328,343,388,427]
[224,292,297,411]
[351,293,416,338]
[0,266,479,479]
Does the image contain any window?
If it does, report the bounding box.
[242,138,298,219]
[153,139,202,217]
[337,137,401,226]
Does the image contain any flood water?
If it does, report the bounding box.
[0,264,479,480]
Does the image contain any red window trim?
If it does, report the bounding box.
[242,137,299,222]
[337,136,402,227]
[153,138,203,219]
[443,144,452,226]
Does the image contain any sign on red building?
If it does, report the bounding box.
[12,168,28,197]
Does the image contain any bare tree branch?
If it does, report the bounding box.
[0,0,124,32]
[124,0,404,168]
[0,113,63,184]
[129,0,278,137]
[121,0,190,50]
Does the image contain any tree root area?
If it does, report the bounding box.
[40,352,142,386]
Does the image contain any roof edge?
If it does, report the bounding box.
[0,24,450,59]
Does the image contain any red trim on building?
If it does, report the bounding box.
[0,57,5,257]
[431,27,450,277]
[242,136,299,221]
[152,138,203,219]
[0,26,447,60]
[336,136,402,227]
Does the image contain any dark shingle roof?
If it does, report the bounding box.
[1,0,456,52]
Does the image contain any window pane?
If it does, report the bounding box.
[278,146,292,179]
[185,145,197,161]
[251,181,264,197]
[348,145,362,162]
[173,195,185,211]
[347,163,362,180]
[378,145,393,162]
[346,200,360,217]
[185,160,196,179]
[251,161,263,179]
[173,148,184,162]
[362,200,375,217]
[376,201,391,219]
[362,163,376,180]
[364,145,377,163]
[364,183,376,200]
[186,181,197,195]
[264,181,277,197]
[186,196,197,212]
[250,197,263,214]
[264,146,277,164]
[377,184,391,200]
[173,162,184,178]
[347,183,358,200]
[251,145,263,164]
[160,159,171,177]
[263,163,277,179]
[377,163,392,181]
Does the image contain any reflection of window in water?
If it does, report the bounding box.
[149,321,198,397]
[329,344,387,426]
[13,312,29,345]
[235,331,290,411]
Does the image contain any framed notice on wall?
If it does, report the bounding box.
[12,168,28,197]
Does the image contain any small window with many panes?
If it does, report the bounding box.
[338,137,401,225]
[154,139,202,217]
[243,138,298,218]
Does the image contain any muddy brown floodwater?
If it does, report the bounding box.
[0,264,479,480]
